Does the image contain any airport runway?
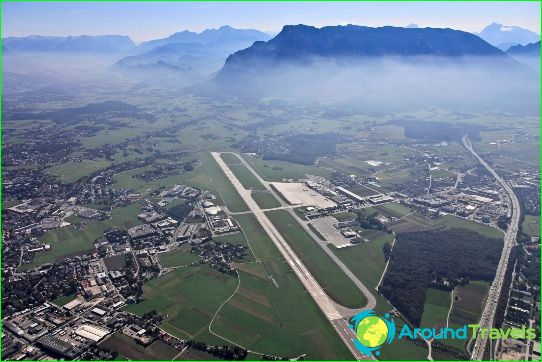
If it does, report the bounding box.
[227,152,377,314]
[211,152,371,360]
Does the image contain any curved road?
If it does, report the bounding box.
[462,136,520,360]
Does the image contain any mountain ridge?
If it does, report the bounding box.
[2,34,135,53]
[476,22,540,50]
[216,24,513,82]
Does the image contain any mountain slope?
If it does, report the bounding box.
[476,23,540,50]
[506,41,540,72]
[195,24,537,116]
[216,24,511,81]
[2,35,135,53]
[506,41,540,56]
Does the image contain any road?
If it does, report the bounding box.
[211,152,371,360]
[462,136,520,361]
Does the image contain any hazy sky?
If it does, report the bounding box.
[2,2,540,42]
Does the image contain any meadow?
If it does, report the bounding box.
[158,245,201,268]
[250,191,281,209]
[419,288,452,330]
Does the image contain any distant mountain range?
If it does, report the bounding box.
[506,41,540,56]
[137,25,270,52]
[2,35,135,53]
[114,25,270,86]
[475,23,540,51]
[215,24,511,83]
[505,41,540,72]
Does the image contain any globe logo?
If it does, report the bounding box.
[349,310,396,357]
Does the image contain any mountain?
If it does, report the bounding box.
[506,41,540,72]
[137,25,270,52]
[216,24,510,82]
[2,35,135,53]
[114,26,271,87]
[195,23,538,116]
[476,23,540,50]
[405,23,419,28]
[506,41,540,56]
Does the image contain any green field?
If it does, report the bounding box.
[227,164,266,191]
[19,204,142,270]
[47,158,112,183]
[420,288,452,330]
[389,213,503,238]
[219,153,242,165]
[158,246,201,268]
[265,209,367,308]
[374,203,412,218]
[213,213,352,359]
[241,155,331,181]
[52,293,76,307]
[522,215,540,237]
[444,280,490,351]
[124,265,238,340]
[331,231,394,289]
[251,191,281,209]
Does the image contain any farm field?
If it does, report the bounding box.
[522,215,540,237]
[443,280,490,351]
[124,264,238,340]
[251,191,281,209]
[158,246,201,268]
[420,288,452,329]
[265,209,367,308]
[388,212,503,238]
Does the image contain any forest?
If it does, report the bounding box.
[379,227,502,325]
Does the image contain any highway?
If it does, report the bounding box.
[462,136,520,361]
[211,152,371,360]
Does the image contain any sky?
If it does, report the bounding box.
[2,2,540,43]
